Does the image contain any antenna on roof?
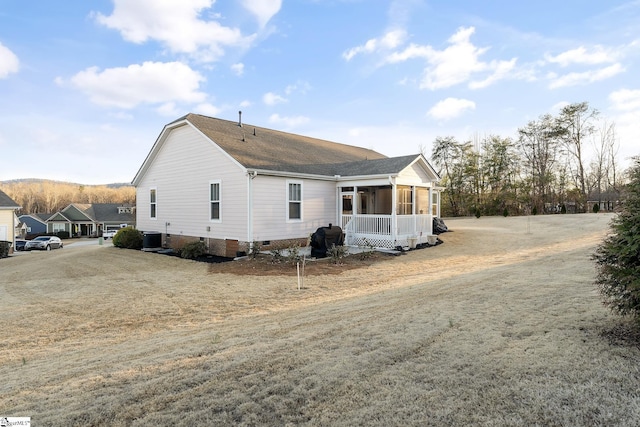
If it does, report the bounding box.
[238,111,242,127]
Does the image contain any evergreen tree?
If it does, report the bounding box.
[593,157,640,321]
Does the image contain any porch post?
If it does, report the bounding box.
[390,177,397,246]
[412,185,417,235]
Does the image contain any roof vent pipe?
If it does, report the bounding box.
[238,110,242,127]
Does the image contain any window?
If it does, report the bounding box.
[52,223,66,233]
[150,188,157,219]
[287,181,302,220]
[210,181,221,221]
[396,186,413,215]
[432,191,440,216]
[416,187,429,215]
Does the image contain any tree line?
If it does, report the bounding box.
[429,102,627,217]
[0,180,136,215]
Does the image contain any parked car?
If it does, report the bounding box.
[14,239,28,251]
[102,230,117,239]
[25,236,63,251]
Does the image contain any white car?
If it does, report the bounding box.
[103,230,117,239]
[25,236,63,251]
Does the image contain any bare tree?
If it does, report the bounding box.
[517,114,562,213]
[556,102,599,209]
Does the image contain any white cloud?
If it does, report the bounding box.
[548,63,625,89]
[94,0,254,62]
[469,58,517,89]
[285,80,311,95]
[263,92,287,106]
[343,29,407,61]
[427,97,476,120]
[239,100,252,108]
[383,27,517,90]
[608,89,640,164]
[241,0,281,28]
[609,88,640,111]
[156,102,181,117]
[194,102,222,116]
[231,62,245,76]
[64,61,207,109]
[545,45,619,67]
[419,27,498,90]
[0,42,19,78]
[268,113,309,127]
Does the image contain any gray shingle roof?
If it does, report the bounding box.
[185,114,390,173]
[256,154,422,177]
[0,190,20,208]
[89,203,135,223]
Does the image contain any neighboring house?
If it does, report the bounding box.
[46,203,136,237]
[132,113,441,257]
[15,215,28,239]
[0,189,20,252]
[19,213,51,237]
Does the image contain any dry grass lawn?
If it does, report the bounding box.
[1,213,639,426]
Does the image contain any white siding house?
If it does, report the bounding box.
[0,190,20,255]
[132,113,441,257]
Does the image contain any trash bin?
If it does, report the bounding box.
[0,241,11,258]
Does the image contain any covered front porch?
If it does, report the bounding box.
[338,179,440,249]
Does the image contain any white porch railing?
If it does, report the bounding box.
[342,214,433,249]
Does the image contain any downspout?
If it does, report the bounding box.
[247,170,257,251]
[334,175,341,228]
[428,186,434,235]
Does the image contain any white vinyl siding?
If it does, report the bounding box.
[0,210,14,243]
[251,176,335,242]
[287,181,302,221]
[210,180,221,222]
[135,125,247,239]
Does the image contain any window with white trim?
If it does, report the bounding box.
[52,223,66,233]
[210,181,221,221]
[396,185,413,215]
[150,188,157,219]
[287,181,302,221]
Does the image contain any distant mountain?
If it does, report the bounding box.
[0,178,133,188]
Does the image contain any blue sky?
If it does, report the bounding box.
[1,0,639,185]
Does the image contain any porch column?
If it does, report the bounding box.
[353,186,358,216]
[390,178,397,245]
[412,185,417,234]
[429,186,433,217]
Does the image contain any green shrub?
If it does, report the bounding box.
[112,227,143,249]
[532,206,538,215]
[358,239,376,260]
[328,244,348,264]
[561,204,567,214]
[474,207,481,218]
[181,240,207,259]
[593,157,640,321]
[502,207,509,217]
[250,241,262,259]
[56,231,70,239]
[593,203,600,213]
